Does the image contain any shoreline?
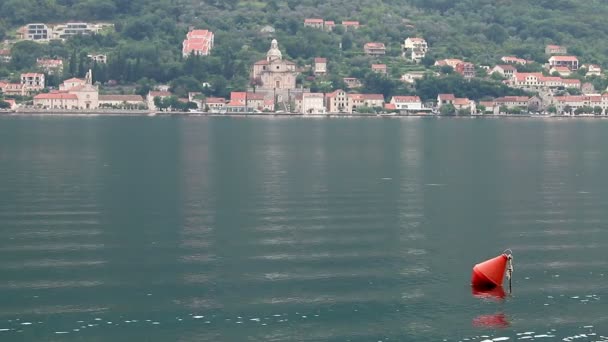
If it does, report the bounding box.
[2,110,608,119]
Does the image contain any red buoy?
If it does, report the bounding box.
[471,254,508,288]
[471,285,506,300]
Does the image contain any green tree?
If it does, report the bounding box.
[341,33,353,50]
[440,103,456,115]
[593,106,603,115]
[10,41,44,70]
[0,100,10,109]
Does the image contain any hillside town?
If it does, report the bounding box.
[2,19,608,116]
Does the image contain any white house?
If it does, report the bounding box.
[302,93,325,114]
[390,96,422,111]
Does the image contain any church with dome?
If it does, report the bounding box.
[251,39,299,95]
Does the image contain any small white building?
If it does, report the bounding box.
[302,93,325,114]
[21,73,45,92]
[314,58,327,75]
[390,96,423,111]
[88,54,107,64]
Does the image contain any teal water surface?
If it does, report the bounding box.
[0,116,607,341]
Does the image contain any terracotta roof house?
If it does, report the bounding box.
[548,55,579,70]
[364,42,386,56]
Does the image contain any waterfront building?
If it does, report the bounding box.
[326,89,352,113]
[390,96,423,111]
[33,70,99,109]
[250,39,299,105]
[98,95,145,109]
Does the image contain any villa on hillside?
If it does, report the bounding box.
[490,65,517,78]
[402,37,428,63]
[581,64,602,77]
[455,62,475,79]
[343,77,362,88]
[371,64,387,75]
[342,21,360,31]
[21,73,45,93]
[314,57,327,75]
[364,42,386,56]
[36,58,63,75]
[548,55,579,70]
[545,45,567,55]
[20,22,113,41]
[435,59,464,68]
[0,50,12,63]
[182,29,214,57]
[304,18,324,29]
[501,56,527,65]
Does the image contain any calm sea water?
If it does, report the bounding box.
[0,116,607,341]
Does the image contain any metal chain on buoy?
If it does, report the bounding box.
[504,249,514,293]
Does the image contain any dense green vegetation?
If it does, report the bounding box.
[1,0,607,99]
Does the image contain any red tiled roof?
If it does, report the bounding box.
[438,94,456,100]
[349,93,383,101]
[371,64,387,69]
[495,96,530,103]
[342,21,360,26]
[549,55,578,62]
[149,91,171,97]
[453,98,471,106]
[364,42,385,49]
[555,95,601,103]
[37,59,63,66]
[384,103,396,110]
[63,78,84,83]
[304,18,324,23]
[392,96,421,102]
[21,73,44,78]
[494,64,517,71]
[227,100,245,106]
[246,92,265,100]
[513,72,543,82]
[562,79,580,84]
[187,30,212,39]
[231,92,247,101]
[34,93,77,100]
[205,97,226,104]
[303,93,324,98]
[314,57,327,63]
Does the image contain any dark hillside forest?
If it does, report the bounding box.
[0,0,606,99]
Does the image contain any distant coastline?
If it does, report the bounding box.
[2,109,608,119]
